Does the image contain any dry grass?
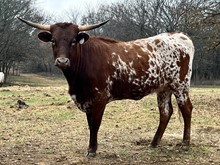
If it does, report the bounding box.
[0,74,220,165]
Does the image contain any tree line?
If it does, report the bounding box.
[0,0,220,84]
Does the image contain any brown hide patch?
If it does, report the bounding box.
[176,50,190,81]
[169,32,177,35]
[180,36,188,40]
[154,39,161,45]
[147,44,153,52]
[129,44,150,70]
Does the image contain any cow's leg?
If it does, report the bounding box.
[151,90,173,147]
[174,91,193,149]
[86,102,106,157]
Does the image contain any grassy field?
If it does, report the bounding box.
[0,74,220,165]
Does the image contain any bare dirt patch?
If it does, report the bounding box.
[0,76,220,164]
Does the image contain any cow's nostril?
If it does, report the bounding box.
[56,59,61,64]
[64,59,69,64]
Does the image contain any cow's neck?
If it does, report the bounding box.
[62,44,92,98]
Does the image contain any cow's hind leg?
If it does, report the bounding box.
[174,91,193,150]
[151,90,173,147]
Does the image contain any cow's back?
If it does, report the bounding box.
[107,32,194,101]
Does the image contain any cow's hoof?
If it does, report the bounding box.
[176,143,190,151]
[86,152,96,158]
[149,143,158,148]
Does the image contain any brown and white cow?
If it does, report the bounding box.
[18,17,194,157]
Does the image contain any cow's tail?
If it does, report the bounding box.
[187,35,195,84]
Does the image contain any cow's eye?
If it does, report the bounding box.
[72,39,76,46]
[51,39,56,46]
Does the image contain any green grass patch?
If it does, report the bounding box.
[0,75,220,164]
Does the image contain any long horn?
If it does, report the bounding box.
[17,17,51,31]
[78,20,109,31]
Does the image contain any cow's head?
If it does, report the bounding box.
[18,17,109,70]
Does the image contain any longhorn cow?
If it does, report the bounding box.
[18,17,194,157]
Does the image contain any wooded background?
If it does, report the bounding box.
[0,0,220,84]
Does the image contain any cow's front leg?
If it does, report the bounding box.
[86,102,106,157]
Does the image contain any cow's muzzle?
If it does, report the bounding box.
[55,57,71,69]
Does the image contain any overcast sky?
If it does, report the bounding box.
[35,0,121,20]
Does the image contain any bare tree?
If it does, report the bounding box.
[63,8,81,24]
[1,0,218,84]
[0,0,48,82]
[80,0,220,84]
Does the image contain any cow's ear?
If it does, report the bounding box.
[76,32,89,44]
[38,32,52,42]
